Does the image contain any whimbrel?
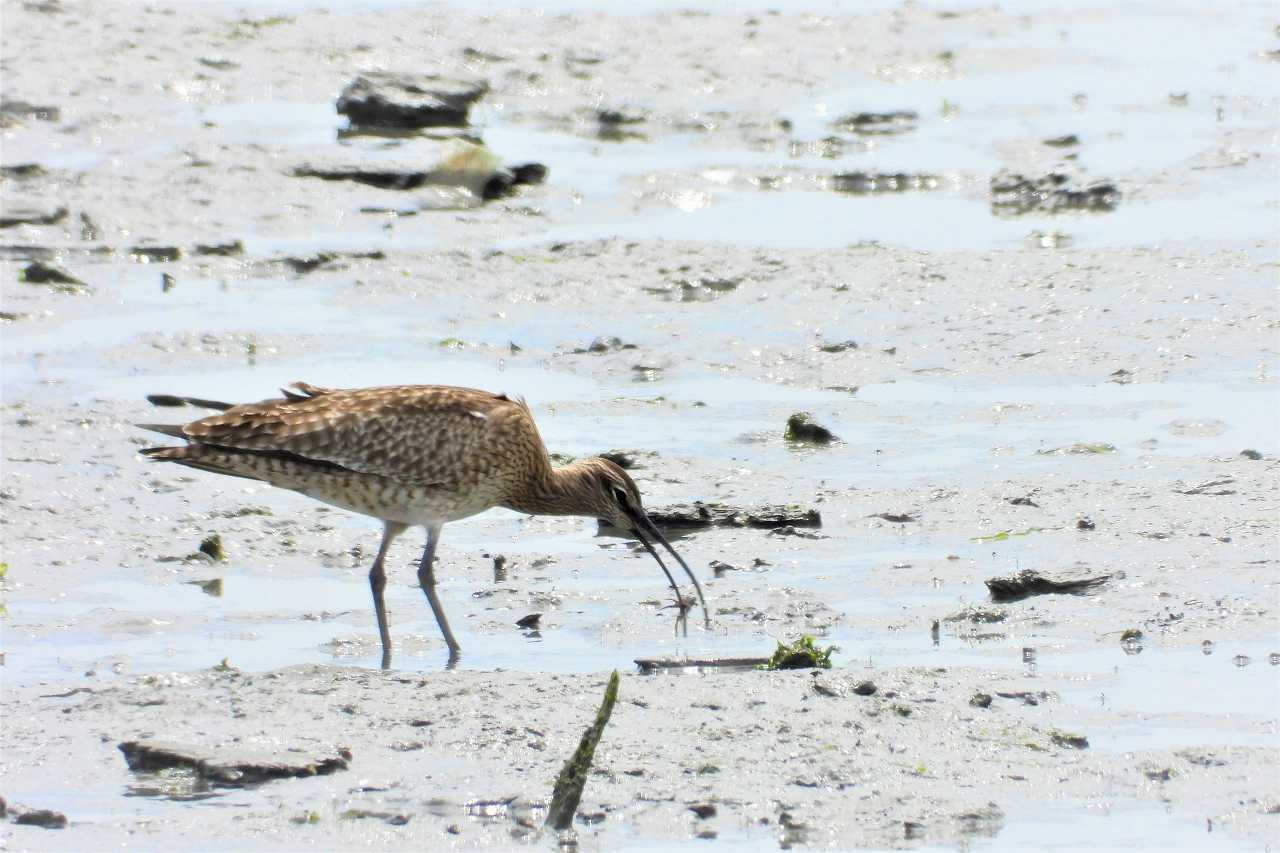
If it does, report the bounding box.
[139,382,709,668]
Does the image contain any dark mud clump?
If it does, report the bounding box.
[985,569,1110,602]
[623,501,821,530]
[990,171,1120,216]
[13,808,68,829]
[336,72,489,129]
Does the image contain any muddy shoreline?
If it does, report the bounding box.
[2,0,1278,849]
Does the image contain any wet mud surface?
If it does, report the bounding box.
[2,0,1278,850]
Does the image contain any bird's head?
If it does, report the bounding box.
[575,457,709,627]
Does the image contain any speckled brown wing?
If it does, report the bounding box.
[177,383,542,489]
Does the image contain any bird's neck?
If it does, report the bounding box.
[504,459,599,518]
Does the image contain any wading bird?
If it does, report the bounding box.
[139,382,709,668]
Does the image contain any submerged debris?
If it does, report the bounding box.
[990,171,1120,216]
[118,740,350,786]
[785,412,837,444]
[986,569,1111,602]
[760,635,837,670]
[545,671,619,831]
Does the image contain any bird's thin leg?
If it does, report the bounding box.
[370,522,407,670]
[417,522,461,665]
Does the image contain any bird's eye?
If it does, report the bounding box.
[610,486,630,507]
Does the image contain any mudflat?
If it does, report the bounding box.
[1,0,1276,849]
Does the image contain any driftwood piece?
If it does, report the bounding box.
[118,740,349,786]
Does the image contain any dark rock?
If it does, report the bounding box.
[1008,496,1040,507]
[852,680,877,696]
[194,240,244,256]
[969,692,993,708]
[818,339,858,353]
[118,740,350,786]
[1076,517,1096,530]
[14,809,67,829]
[785,412,837,444]
[129,246,181,263]
[0,163,45,179]
[21,261,86,291]
[689,803,717,819]
[831,110,918,134]
[1042,134,1080,147]
[0,202,67,228]
[990,171,1120,215]
[986,569,1110,602]
[516,613,541,629]
[1240,449,1262,460]
[618,501,821,531]
[831,172,939,193]
[336,72,489,129]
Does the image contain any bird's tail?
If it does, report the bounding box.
[138,445,267,482]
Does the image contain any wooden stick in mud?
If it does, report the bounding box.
[544,670,619,831]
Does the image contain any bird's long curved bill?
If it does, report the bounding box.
[630,512,710,628]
